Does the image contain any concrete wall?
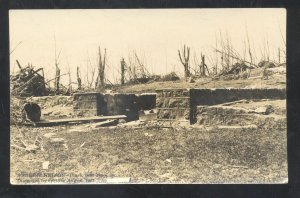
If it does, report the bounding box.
[73,92,143,121]
[102,93,139,121]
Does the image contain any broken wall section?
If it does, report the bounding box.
[190,88,286,123]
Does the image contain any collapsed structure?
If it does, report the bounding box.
[11,61,47,97]
[72,88,286,127]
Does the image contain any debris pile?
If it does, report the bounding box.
[11,61,47,97]
[10,98,42,125]
[217,62,254,80]
[161,72,180,81]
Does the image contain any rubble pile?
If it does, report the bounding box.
[11,64,47,97]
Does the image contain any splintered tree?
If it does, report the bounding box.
[199,53,209,77]
[54,35,62,94]
[77,66,82,90]
[96,46,106,88]
[120,58,126,85]
[178,45,190,78]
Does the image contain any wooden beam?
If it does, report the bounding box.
[31,115,127,127]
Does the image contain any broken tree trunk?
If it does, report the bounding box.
[55,64,61,94]
[96,46,106,88]
[121,58,125,85]
[199,53,209,77]
[178,45,190,78]
[77,66,82,90]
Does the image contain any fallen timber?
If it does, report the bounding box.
[27,115,127,127]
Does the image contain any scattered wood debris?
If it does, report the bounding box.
[11,60,47,97]
[91,119,118,128]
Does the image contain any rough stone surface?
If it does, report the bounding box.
[156,89,190,122]
[73,92,103,116]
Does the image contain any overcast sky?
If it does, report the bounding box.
[9,9,286,85]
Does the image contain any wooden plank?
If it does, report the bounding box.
[157,107,190,110]
[34,115,126,126]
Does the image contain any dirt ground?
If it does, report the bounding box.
[10,122,287,184]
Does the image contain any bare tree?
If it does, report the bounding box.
[178,44,190,78]
[95,46,106,88]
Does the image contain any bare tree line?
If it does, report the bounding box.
[23,26,286,94]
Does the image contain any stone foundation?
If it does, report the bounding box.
[156,89,190,122]
[73,92,102,116]
[195,105,286,129]
[73,92,140,121]
[190,88,286,123]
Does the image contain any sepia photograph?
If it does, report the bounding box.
[9,8,287,184]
